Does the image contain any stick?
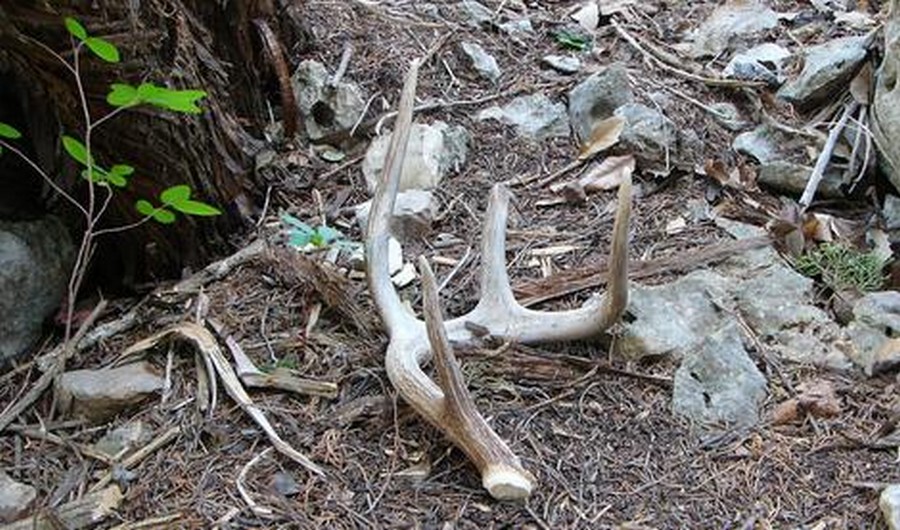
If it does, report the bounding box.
[799,100,859,211]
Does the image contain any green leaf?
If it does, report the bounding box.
[136,199,155,216]
[107,84,140,107]
[0,122,22,139]
[554,30,590,51]
[62,135,90,166]
[109,164,135,177]
[170,199,221,216]
[80,166,110,183]
[136,83,207,114]
[136,200,176,224]
[84,37,120,63]
[64,17,88,41]
[159,184,191,206]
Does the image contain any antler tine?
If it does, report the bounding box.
[461,176,632,342]
[366,58,421,334]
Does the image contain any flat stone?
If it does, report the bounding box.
[568,63,633,144]
[541,55,582,74]
[845,291,900,374]
[461,41,501,83]
[614,103,677,172]
[723,43,791,85]
[478,93,570,140]
[689,0,779,58]
[55,362,164,422]
[710,102,747,131]
[459,0,493,27]
[354,190,437,239]
[733,125,780,163]
[757,161,844,199]
[733,262,831,336]
[0,472,36,522]
[92,421,153,459]
[672,321,768,430]
[778,36,868,109]
[362,121,469,194]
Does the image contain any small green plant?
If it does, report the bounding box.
[795,242,887,292]
[554,30,591,51]
[0,17,220,341]
[280,213,358,251]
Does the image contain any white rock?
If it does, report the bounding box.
[363,121,469,194]
[461,41,501,83]
[388,237,403,276]
[354,190,437,238]
[55,362,164,422]
[0,472,36,523]
[882,485,900,530]
[392,262,418,288]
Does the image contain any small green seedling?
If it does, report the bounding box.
[280,213,357,251]
[554,30,591,51]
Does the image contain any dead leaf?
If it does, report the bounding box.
[553,155,635,203]
[579,116,625,160]
[850,62,873,105]
[571,1,599,31]
[772,379,841,425]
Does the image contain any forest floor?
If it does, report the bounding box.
[3,1,900,528]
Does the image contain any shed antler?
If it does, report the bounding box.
[366,60,632,500]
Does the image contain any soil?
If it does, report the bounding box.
[2,1,899,529]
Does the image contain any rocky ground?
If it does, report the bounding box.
[3,0,900,528]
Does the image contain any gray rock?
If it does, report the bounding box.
[92,421,153,459]
[460,0,493,27]
[723,43,791,85]
[618,270,732,360]
[0,217,74,363]
[845,291,900,374]
[541,55,582,74]
[733,262,831,336]
[614,103,677,172]
[478,93,570,140]
[689,1,779,58]
[778,36,868,109]
[354,190,437,239]
[568,63,633,144]
[0,471,36,523]
[757,161,844,199]
[292,60,367,141]
[882,485,900,530]
[499,18,534,37]
[362,121,469,194]
[874,14,900,192]
[884,195,900,231]
[273,472,301,497]
[672,322,768,429]
[55,362,164,422]
[710,102,747,131]
[733,125,780,163]
[771,323,853,371]
[460,41,501,83]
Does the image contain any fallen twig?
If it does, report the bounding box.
[90,426,181,492]
[799,100,860,211]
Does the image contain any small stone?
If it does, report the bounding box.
[459,0,493,27]
[354,190,438,239]
[710,102,747,131]
[541,55,582,74]
[614,103,676,172]
[478,93,570,140]
[92,421,153,459]
[461,41,501,83]
[884,195,900,231]
[292,60,367,141]
[362,121,469,194]
[757,161,844,199]
[723,43,791,85]
[882,485,900,530]
[568,63,633,144]
[689,0,779,58]
[778,36,868,109]
[392,262,417,288]
[272,472,301,497]
[55,362,164,422]
[0,471,36,523]
[733,125,779,163]
[499,18,534,37]
[672,321,768,430]
[388,237,403,276]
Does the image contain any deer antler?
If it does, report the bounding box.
[366,59,632,500]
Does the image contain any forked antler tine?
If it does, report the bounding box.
[465,175,632,342]
[418,256,535,500]
[366,58,421,333]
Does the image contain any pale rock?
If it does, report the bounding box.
[0,472,36,523]
[883,485,900,530]
[568,63,633,144]
[92,421,153,459]
[723,43,791,85]
[292,60,367,141]
[478,93,570,140]
[363,121,469,194]
[354,190,437,239]
[778,36,868,109]
[541,55,582,74]
[461,41,501,83]
[55,362,164,422]
[689,0,779,58]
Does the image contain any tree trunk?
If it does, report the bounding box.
[0,0,311,285]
